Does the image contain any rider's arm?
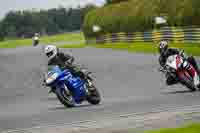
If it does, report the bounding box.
[60,53,74,64]
[159,55,166,67]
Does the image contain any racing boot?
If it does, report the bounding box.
[79,70,97,95]
[82,71,96,92]
[73,68,96,93]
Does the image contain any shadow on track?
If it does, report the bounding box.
[161,90,194,95]
[48,104,95,111]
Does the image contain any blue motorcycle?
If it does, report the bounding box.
[44,65,101,107]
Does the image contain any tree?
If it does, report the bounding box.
[81,4,97,19]
[0,22,4,41]
[0,6,87,38]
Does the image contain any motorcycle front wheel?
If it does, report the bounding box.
[179,71,196,92]
[55,87,75,108]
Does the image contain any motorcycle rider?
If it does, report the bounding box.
[33,33,39,46]
[158,40,200,86]
[43,45,94,91]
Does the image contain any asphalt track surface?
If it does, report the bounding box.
[0,46,200,132]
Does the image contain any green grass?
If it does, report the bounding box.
[144,123,200,133]
[1,32,200,56]
[0,32,84,48]
[59,43,85,48]
[0,39,32,48]
[90,42,200,56]
[41,32,85,44]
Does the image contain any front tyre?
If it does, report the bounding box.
[179,71,196,92]
[55,87,75,108]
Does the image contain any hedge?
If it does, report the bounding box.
[83,0,200,38]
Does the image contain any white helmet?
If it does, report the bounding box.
[158,40,168,53]
[35,33,39,36]
[44,45,58,60]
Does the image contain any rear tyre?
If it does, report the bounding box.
[183,79,196,92]
[55,88,75,108]
[87,88,101,105]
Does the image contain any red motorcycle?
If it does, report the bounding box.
[160,52,200,91]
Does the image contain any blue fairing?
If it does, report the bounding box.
[46,65,87,103]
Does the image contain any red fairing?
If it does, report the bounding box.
[187,64,196,78]
[176,55,197,79]
[176,55,182,68]
[177,64,196,79]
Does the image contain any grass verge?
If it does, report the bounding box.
[144,123,200,133]
[41,32,84,44]
[90,42,200,56]
[0,39,32,48]
[0,32,84,48]
[59,43,85,48]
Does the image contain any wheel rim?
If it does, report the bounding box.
[62,90,73,102]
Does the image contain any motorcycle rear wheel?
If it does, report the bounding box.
[87,88,101,105]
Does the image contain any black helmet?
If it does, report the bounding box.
[158,40,168,53]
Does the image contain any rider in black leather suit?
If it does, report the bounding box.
[158,40,200,85]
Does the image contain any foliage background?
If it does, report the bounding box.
[83,0,200,38]
[0,4,97,40]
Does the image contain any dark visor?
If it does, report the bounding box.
[46,51,53,57]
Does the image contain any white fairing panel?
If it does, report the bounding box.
[166,55,178,70]
[194,73,200,86]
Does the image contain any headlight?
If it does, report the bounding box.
[46,73,59,84]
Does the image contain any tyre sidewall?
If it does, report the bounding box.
[55,87,75,107]
[86,88,101,105]
[178,71,196,91]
